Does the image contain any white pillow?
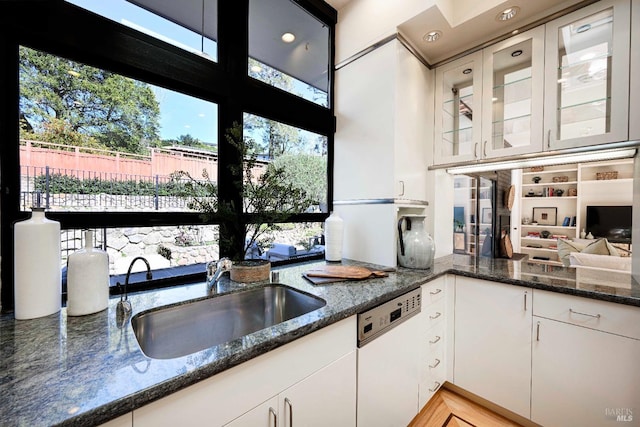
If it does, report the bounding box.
[569,252,631,271]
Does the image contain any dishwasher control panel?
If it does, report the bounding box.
[357,287,421,347]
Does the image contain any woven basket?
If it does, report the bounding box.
[552,176,569,183]
[596,171,618,180]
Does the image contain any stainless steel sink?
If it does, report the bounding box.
[131,284,326,359]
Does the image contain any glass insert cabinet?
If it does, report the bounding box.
[434,27,544,164]
[434,0,631,165]
[543,0,630,149]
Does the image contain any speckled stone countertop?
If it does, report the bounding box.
[1,255,639,426]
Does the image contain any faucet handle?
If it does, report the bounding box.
[207,257,232,283]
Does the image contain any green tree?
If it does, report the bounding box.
[19,47,160,154]
[270,154,326,208]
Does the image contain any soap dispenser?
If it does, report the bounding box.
[67,230,109,316]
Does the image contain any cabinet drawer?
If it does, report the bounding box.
[534,290,640,340]
[422,281,445,305]
[423,299,445,330]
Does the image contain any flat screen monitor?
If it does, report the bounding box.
[585,205,632,243]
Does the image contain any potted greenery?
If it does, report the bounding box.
[173,122,317,282]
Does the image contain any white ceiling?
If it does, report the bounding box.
[326,0,591,66]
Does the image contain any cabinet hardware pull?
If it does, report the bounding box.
[569,308,601,319]
[429,381,441,392]
[474,142,478,158]
[399,180,405,197]
[429,312,442,320]
[285,397,293,427]
[429,335,441,344]
[547,129,551,149]
[429,288,442,295]
[269,407,277,427]
[536,321,540,341]
[524,291,527,311]
[483,140,487,157]
[429,358,441,369]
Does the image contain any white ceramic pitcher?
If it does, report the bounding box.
[397,215,435,270]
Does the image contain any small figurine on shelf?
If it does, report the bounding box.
[586,231,594,239]
[532,176,542,184]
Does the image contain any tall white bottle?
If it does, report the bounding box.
[14,207,61,320]
[67,230,110,316]
[324,212,344,262]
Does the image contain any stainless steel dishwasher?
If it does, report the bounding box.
[356,287,422,427]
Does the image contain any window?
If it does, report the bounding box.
[68,0,218,62]
[249,0,330,107]
[1,0,336,308]
[19,46,219,214]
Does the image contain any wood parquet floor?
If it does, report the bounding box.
[408,388,524,427]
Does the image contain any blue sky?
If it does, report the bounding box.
[69,0,219,144]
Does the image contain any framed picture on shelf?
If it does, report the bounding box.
[481,208,492,224]
[532,207,557,226]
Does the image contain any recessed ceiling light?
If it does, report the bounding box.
[496,6,520,21]
[463,68,472,75]
[511,49,523,57]
[281,32,295,43]
[512,29,519,35]
[423,30,442,43]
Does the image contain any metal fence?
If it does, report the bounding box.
[20,165,211,212]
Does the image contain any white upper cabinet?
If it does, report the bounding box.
[482,27,545,158]
[543,0,630,150]
[629,0,640,140]
[434,27,544,164]
[434,51,483,164]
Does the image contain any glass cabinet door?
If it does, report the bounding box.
[434,51,483,164]
[544,0,630,150]
[482,27,545,158]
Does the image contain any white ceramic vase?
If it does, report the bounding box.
[67,230,110,316]
[14,208,61,320]
[324,212,344,262]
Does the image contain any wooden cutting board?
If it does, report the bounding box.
[304,265,389,283]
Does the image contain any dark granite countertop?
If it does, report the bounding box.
[1,255,639,426]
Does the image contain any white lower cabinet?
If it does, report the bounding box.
[98,413,132,427]
[226,351,357,427]
[531,317,640,427]
[133,316,356,427]
[532,290,640,427]
[453,276,532,418]
[419,276,449,408]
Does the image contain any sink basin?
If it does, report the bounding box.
[131,284,326,359]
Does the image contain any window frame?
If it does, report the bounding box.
[0,0,336,310]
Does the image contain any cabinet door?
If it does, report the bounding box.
[225,397,278,427]
[394,41,430,201]
[544,0,630,150]
[279,351,356,427]
[453,277,532,418]
[98,414,132,427]
[629,0,640,140]
[357,313,420,427]
[531,318,640,427]
[434,51,483,165]
[482,26,545,159]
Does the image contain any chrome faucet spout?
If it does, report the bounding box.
[207,257,232,292]
[116,256,153,325]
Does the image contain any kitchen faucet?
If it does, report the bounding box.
[116,256,153,323]
[206,257,232,292]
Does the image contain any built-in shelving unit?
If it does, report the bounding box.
[518,159,633,266]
